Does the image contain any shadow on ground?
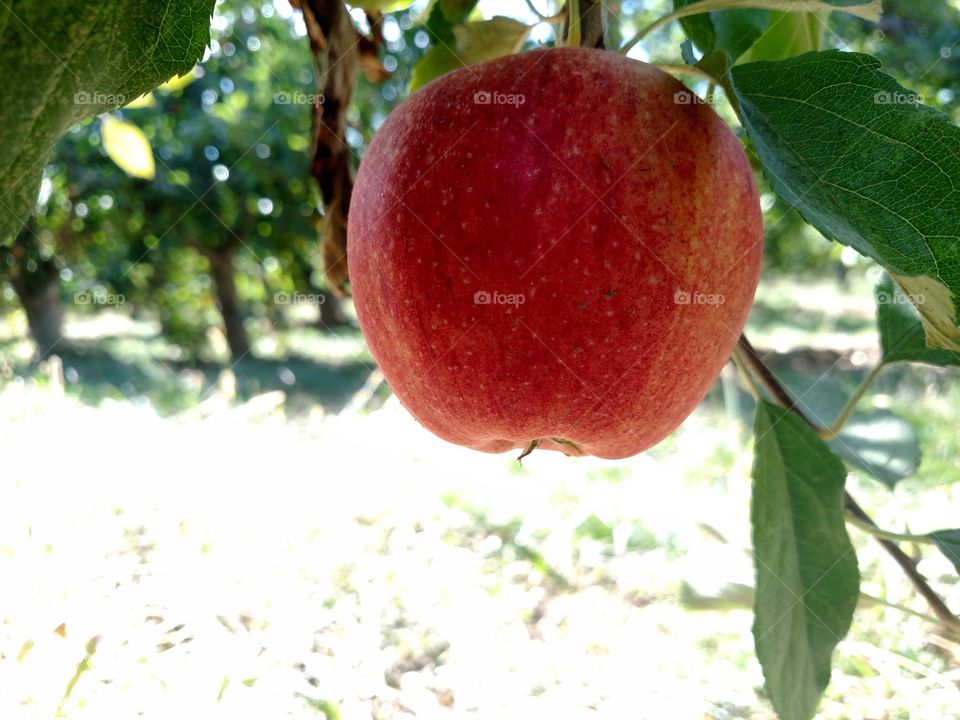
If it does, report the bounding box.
[11,340,373,416]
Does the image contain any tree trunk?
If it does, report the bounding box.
[315,288,348,328]
[204,246,252,361]
[12,271,64,357]
[6,224,65,357]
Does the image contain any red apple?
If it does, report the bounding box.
[347,47,762,459]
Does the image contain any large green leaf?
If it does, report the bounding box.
[876,274,960,367]
[731,51,960,352]
[0,0,215,243]
[752,401,859,720]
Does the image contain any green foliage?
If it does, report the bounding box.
[732,50,960,351]
[0,4,958,719]
[751,401,859,720]
[740,11,823,61]
[876,274,960,366]
[673,0,769,60]
[0,0,216,244]
[410,10,530,91]
[773,368,920,488]
[929,530,960,575]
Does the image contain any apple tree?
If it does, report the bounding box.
[339,2,960,719]
[2,1,960,719]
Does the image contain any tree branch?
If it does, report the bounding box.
[736,332,960,633]
[292,0,367,295]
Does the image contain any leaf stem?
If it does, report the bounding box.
[858,592,944,627]
[524,0,567,24]
[736,332,960,632]
[523,0,551,20]
[620,0,739,54]
[654,63,718,85]
[845,512,935,546]
[821,363,884,439]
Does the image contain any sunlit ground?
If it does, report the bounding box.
[1,275,959,719]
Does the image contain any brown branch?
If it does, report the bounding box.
[737,333,960,632]
[358,11,389,83]
[292,0,369,295]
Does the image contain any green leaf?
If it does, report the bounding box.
[674,0,769,60]
[453,17,531,62]
[876,274,960,367]
[929,530,960,576]
[740,11,824,62]
[751,401,860,720]
[425,0,479,43]
[101,117,156,180]
[731,50,960,352]
[889,272,960,353]
[0,0,214,243]
[410,16,531,91]
[410,46,463,92]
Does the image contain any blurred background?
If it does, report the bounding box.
[1,0,959,718]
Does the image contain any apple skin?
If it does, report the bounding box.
[347,47,762,459]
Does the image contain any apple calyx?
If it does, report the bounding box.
[517,437,584,463]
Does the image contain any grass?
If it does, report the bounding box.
[0,273,959,719]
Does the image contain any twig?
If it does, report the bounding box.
[845,494,960,632]
[736,334,810,421]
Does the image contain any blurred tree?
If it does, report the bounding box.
[2,223,64,356]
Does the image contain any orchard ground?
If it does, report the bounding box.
[1,273,959,719]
